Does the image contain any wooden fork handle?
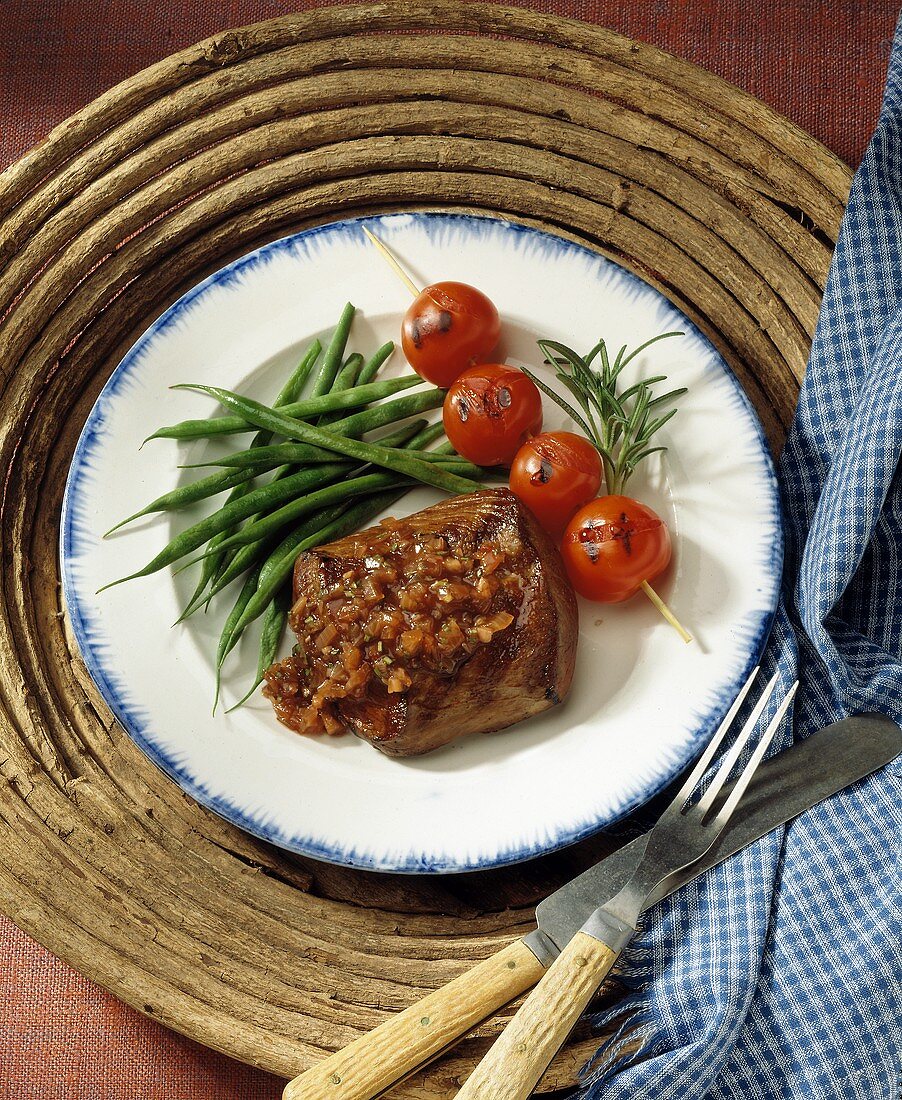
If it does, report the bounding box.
[282,939,545,1100]
[454,932,620,1100]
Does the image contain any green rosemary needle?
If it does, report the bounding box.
[523,330,686,495]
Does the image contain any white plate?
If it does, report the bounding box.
[61,212,782,873]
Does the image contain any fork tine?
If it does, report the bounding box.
[709,681,799,830]
[671,666,759,810]
[695,671,780,815]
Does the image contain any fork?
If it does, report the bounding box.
[454,668,798,1100]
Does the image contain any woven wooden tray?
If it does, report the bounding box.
[0,3,850,1092]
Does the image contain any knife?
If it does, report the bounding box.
[282,713,901,1100]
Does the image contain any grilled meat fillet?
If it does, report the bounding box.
[264,488,578,756]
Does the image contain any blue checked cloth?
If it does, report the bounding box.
[581,21,902,1100]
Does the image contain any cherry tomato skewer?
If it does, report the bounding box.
[360,230,689,641]
[362,228,541,460]
[562,495,691,643]
[362,227,500,387]
[444,364,543,466]
[509,431,602,537]
[402,282,501,387]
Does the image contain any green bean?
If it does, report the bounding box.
[324,388,444,438]
[196,464,297,610]
[309,302,355,398]
[319,352,364,427]
[181,419,428,473]
[194,339,324,603]
[182,453,483,577]
[413,453,480,468]
[99,462,350,590]
[431,440,457,456]
[145,374,424,442]
[371,420,430,448]
[192,342,360,602]
[174,385,483,495]
[403,421,447,450]
[356,341,395,386]
[226,591,289,712]
[276,339,323,405]
[180,474,267,621]
[179,443,341,470]
[201,336,323,576]
[261,503,350,591]
[199,495,348,609]
[218,500,352,658]
[331,351,364,394]
[123,341,326,547]
[105,468,253,536]
[209,456,484,558]
[178,526,244,622]
[230,460,482,549]
[190,469,434,557]
[179,567,226,622]
[175,438,474,476]
[179,394,443,474]
[196,538,270,608]
[212,563,262,713]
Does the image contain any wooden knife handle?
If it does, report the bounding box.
[454,931,619,1100]
[282,939,545,1100]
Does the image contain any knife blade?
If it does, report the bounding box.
[282,713,901,1100]
[526,712,902,963]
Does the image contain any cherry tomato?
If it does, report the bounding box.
[509,432,602,537]
[561,495,671,602]
[443,364,543,466]
[402,282,501,387]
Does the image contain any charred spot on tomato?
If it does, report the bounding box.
[456,397,469,422]
[574,524,601,564]
[574,511,661,559]
[437,310,453,332]
[409,320,422,348]
[562,495,670,603]
[613,513,634,555]
[529,457,554,485]
[443,364,543,466]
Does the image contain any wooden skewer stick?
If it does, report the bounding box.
[640,580,693,644]
[361,226,421,297]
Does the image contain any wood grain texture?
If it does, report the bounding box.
[456,933,619,1100]
[282,940,545,1100]
[0,2,849,1094]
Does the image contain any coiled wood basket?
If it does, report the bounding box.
[0,3,849,1092]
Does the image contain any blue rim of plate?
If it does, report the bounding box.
[60,211,784,874]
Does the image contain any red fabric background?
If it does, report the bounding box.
[0,2,896,1097]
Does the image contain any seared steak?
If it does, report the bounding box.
[263,488,578,756]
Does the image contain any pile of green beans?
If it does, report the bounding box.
[102,304,495,711]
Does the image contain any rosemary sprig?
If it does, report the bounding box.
[527,330,686,495]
